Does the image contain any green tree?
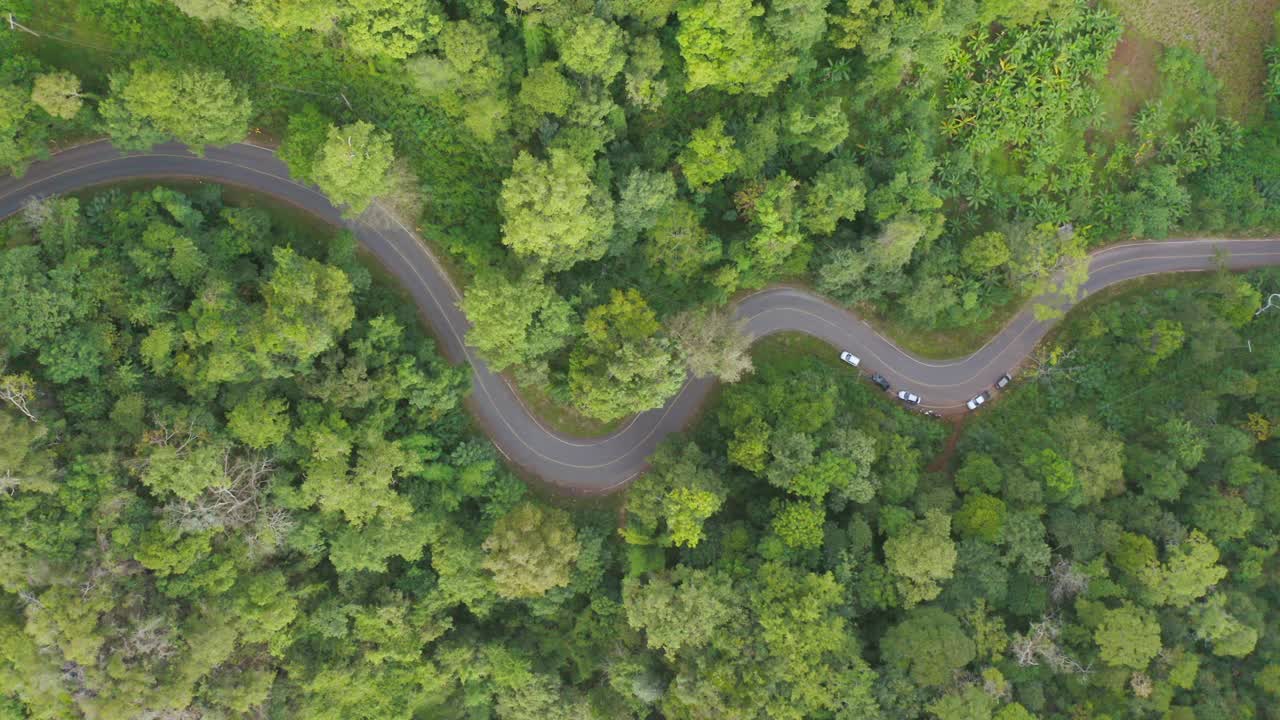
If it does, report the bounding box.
[956,453,1004,494]
[99,64,251,152]
[1192,594,1258,658]
[771,500,825,549]
[500,150,614,270]
[1095,603,1162,670]
[884,510,957,606]
[624,34,668,109]
[568,289,685,422]
[518,62,575,116]
[676,0,789,95]
[482,502,581,599]
[255,247,356,374]
[1055,415,1125,503]
[624,441,727,548]
[623,566,737,657]
[954,493,1006,543]
[0,409,56,495]
[140,442,226,501]
[784,96,848,154]
[279,104,331,181]
[616,167,677,239]
[742,173,807,280]
[962,231,1011,273]
[226,390,291,449]
[558,16,627,81]
[312,122,395,215]
[869,215,926,270]
[0,82,46,176]
[802,157,866,235]
[645,200,721,278]
[929,685,996,720]
[343,0,441,59]
[460,270,576,373]
[1137,530,1227,608]
[678,116,743,190]
[881,606,976,687]
[1139,318,1186,373]
[31,72,85,120]
[1025,448,1079,505]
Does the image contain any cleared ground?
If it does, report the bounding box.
[1105,0,1280,121]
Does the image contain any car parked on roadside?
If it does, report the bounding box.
[966,391,989,411]
[871,374,891,391]
[897,390,920,405]
[839,351,861,367]
[996,373,1012,390]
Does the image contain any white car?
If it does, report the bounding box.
[966,392,989,411]
[839,351,861,367]
[996,373,1012,390]
[897,390,920,405]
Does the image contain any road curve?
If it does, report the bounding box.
[2,141,1279,494]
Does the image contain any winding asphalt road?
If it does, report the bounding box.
[2,141,1279,494]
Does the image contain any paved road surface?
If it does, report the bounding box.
[2,141,1278,494]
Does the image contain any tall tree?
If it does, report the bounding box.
[460,269,577,374]
[312,121,395,215]
[623,566,737,657]
[568,289,685,421]
[99,64,252,152]
[30,72,85,120]
[881,607,976,687]
[676,0,789,95]
[678,116,743,190]
[499,150,614,270]
[884,509,957,606]
[482,502,581,599]
[557,16,627,81]
[342,0,441,59]
[624,440,727,548]
[1094,603,1162,670]
[645,200,721,278]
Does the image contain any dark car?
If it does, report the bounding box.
[996,373,1012,390]
[871,374,891,391]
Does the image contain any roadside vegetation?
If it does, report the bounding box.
[5,0,1280,424]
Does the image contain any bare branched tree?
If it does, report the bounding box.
[21,196,53,231]
[0,371,39,421]
[163,450,291,556]
[1130,671,1153,699]
[667,307,754,383]
[1049,557,1089,605]
[1026,345,1080,386]
[166,451,275,532]
[1009,615,1091,675]
[118,615,176,663]
[142,417,203,454]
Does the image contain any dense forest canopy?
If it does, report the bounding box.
[2,0,1280,718]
